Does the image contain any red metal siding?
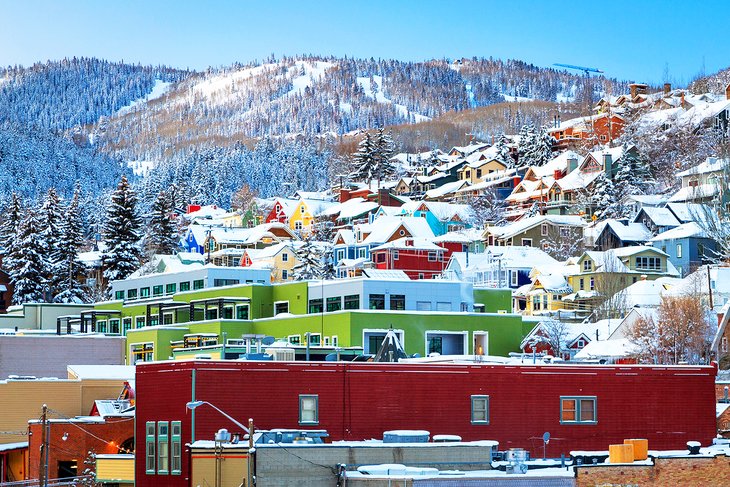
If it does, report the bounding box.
[136,361,716,487]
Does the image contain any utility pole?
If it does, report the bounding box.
[40,404,48,487]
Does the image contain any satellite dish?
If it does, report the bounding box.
[543,432,551,444]
[262,336,276,346]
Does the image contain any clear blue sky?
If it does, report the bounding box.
[1,0,727,85]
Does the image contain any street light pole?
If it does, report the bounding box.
[186,401,253,487]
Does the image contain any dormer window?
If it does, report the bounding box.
[583,260,592,272]
[541,224,549,236]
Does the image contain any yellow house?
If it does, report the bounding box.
[242,242,300,282]
[458,158,508,184]
[288,199,337,233]
[95,454,134,485]
[523,272,573,316]
[565,247,679,317]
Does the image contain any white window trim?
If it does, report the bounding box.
[473,331,489,355]
[471,395,490,424]
[425,330,468,357]
[273,300,289,315]
[298,394,319,425]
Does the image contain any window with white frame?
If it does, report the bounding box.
[282,252,288,262]
[541,224,549,236]
[560,396,597,424]
[471,395,489,424]
[676,244,683,259]
[511,271,518,286]
[274,301,289,315]
[299,395,319,424]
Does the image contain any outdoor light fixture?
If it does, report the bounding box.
[62,432,68,441]
[185,400,250,433]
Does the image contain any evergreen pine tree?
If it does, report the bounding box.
[592,173,620,219]
[102,175,142,286]
[53,185,88,303]
[290,240,324,280]
[146,189,178,255]
[495,134,513,168]
[614,144,654,196]
[320,243,337,280]
[373,127,396,181]
[40,187,64,299]
[10,211,46,304]
[0,192,23,263]
[349,133,378,186]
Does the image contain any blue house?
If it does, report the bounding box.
[406,201,473,237]
[649,222,717,277]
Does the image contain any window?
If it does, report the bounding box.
[97,320,107,333]
[390,294,406,310]
[376,253,386,263]
[541,224,549,236]
[166,283,176,295]
[326,296,341,312]
[471,395,489,424]
[308,298,323,314]
[332,336,338,347]
[282,252,288,262]
[344,294,360,309]
[561,396,597,424]
[171,421,181,475]
[157,421,169,474]
[476,169,482,178]
[582,260,592,272]
[307,333,321,346]
[193,279,205,290]
[676,244,683,259]
[358,248,367,258]
[521,238,532,247]
[140,287,150,298]
[288,334,301,345]
[145,422,156,474]
[136,316,146,328]
[416,301,432,311]
[299,395,319,425]
[428,251,438,261]
[163,313,173,325]
[282,269,289,280]
[722,336,728,353]
[295,221,303,230]
[589,277,595,291]
[115,291,124,300]
[179,281,190,292]
[300,206,305,214]
[127,289,138,300]
[153,285,163,297]
[511,271,518,287]
[559,226,571,238]
[214,279,239,287]
[369,294,385,310]
[236,305,249,320]
[274,301,289,315]
[393,250,399,260]
[123,318,132,334]
[635,256,661,271]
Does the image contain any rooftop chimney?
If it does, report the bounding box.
[567,156,579,173]
[630,84,637,99]
[603,153,613,178]
[663,83,671,95]
[726,83,730,101]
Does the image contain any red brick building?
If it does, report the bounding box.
[135,360,717,487]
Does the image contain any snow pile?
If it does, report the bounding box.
[116,79,172,115]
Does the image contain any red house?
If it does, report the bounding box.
[135,360,716,487]
[548,113,625,150]
[263,198,297,224]
[370,237,448,279]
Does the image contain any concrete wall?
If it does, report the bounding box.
[0,335,125,378]
[255,442,495,487]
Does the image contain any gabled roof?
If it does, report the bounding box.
[333,229,356,246]
[404,200,473,222]
[634,206,680,228]
[371,237,444,252]
[361,216,435,245]
[424,180,470,199]
[666,202,711,223]
[599,220,653,243]
[487,215,585,240]
[649,221,709,241]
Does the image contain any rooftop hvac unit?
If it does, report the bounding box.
[383,430,430,443]
[268,348,296,361]
[505,448,528,474]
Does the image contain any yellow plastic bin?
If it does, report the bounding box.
[609,443,634,464]
[624,439,648,461]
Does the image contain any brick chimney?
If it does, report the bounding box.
[630,84,637,99]
[339,188,351,203]
[663,83,671,95]
[726,83,730,100]
[603,153,613,178]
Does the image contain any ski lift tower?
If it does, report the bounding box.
[553,63,604,77]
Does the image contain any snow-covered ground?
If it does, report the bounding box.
[501,93,535,103]
[127,160,156,176]
[357,75,431,122]
[285,60,334,97]
[116,79,172,115]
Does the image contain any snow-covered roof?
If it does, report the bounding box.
[488,215,585,240]
[668,183,720,202]
[371,237,444,252]
[617,278,668,308]
[424,180,469,199]
[321,198,378,221]
[601,220,653,243]
[67,365,135,381]
[449,142,489,156]
[635,206,680,228]
[185,205,227,220]
[677,157,729,178]
[649,221,708,241]
[533,274,572,294]
[334,229,356,246]
[530,150,581,179]
[361,269,410,280]
[402,200,473,222]
[361,216,435,244]
[678,99,730,128]
[574,338,638,360]
[431,232,474,244]
[295,189,335,201]
[666,202,711,223]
